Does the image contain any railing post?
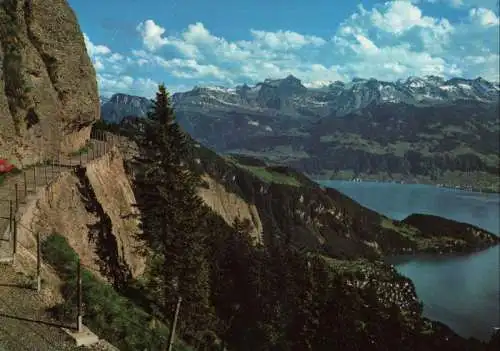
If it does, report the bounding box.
[36,232,41,292]
[14,183,18,211]
[23,171,27,198]
[77,258,83,332]
[12,217,17,256]
[9,200,13,239]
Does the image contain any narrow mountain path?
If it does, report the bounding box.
[0,137,118,350]
[0,265,80,351]
[0,139,111,261]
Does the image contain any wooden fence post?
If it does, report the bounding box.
[12,217,17,256]
[77,258,83,332]
[9,200,12,239]
[36,232,41,292]
[14,183,18,211]
[33,167,37,190]
[23,171,27,198]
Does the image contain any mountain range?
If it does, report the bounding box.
[100,75,500,191]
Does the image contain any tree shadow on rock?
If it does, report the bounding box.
[74,166,131,289]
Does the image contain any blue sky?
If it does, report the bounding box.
[68,0,500,97]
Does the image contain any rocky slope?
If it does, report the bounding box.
[15,147,145,282]
[0,0,99,166]
[99,75,499,190]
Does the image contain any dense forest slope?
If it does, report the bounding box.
[90,115,500,350]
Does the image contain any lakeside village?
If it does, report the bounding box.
[346,177,492,193]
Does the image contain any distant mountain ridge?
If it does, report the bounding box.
[171,75,499,119]
[99,75,499,191]
[100,75,499,123]
[100,93,152,124]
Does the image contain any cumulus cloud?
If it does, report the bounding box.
[249,29,326,50]
[83,32,126,74]
[84,33,111,56]
[370,1,440,34]
[469,7,500,26]
[132,21,342,86]
[136,20,169,51]
[332,1,497,81]
[85,0,499,97]
[98,73,159,98]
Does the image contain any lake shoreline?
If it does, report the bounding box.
[319,179,500,342]
[383,244,500,266]
[312,174,500,194]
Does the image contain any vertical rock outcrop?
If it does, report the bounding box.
[0,0,99,166]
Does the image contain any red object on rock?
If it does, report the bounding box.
[0,159,14,174]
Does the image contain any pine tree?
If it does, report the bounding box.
[133,84,213,334]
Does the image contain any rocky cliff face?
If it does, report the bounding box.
[16,147,145,282]
[0,0,99,166]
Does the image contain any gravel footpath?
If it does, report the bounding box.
[0,265,80,350]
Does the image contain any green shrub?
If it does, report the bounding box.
[69,143,92,156]
[41,234,192,351]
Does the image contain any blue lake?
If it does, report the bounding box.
[319,180,500,341]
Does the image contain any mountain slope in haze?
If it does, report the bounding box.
[99,75,499,191]
[100,93,151,124]
[240,100,500,191]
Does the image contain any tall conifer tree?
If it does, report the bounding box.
[134,84,212,334]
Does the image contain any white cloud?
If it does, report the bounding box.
[332,1,497,80]
[249,29,326,50]
[370,1,454,36]
[93,58,105,71]
[98,73,159,98]
[130,23,340,85]
[108,53,124,62]
[83,33,111,56]
[85,0,499,97]
[182,22,217,44]
[136,20,168,51]
[469,7,500,26]
[353,34,379,54]
[83,32,126,74]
